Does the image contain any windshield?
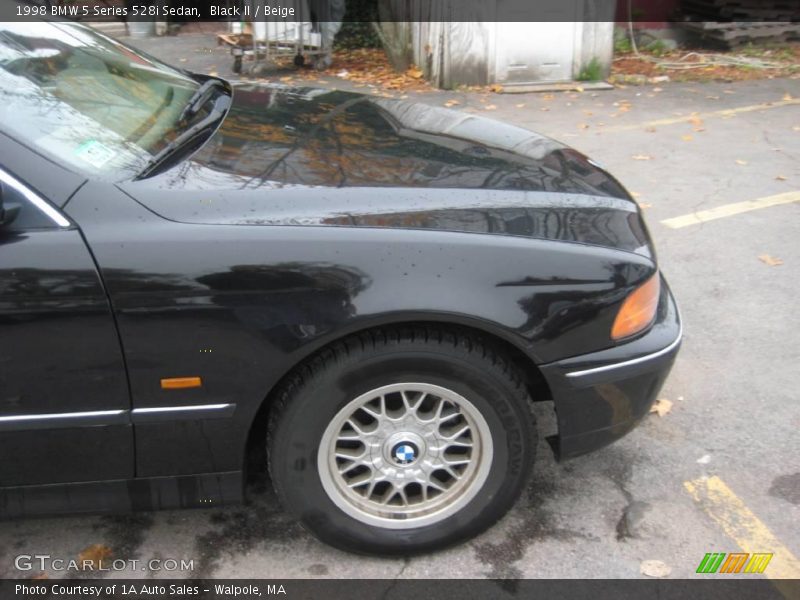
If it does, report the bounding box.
[0,21,209,180]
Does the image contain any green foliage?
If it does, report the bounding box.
[334,0,382,49]
[335,22,382,49]
[577,57,604,82]
[614,35,633,54]
[646,39,669,57]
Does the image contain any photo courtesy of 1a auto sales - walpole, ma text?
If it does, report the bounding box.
[0,1,798,599]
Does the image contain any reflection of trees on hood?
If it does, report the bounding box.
[188,87,626,197]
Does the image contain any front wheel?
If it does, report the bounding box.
[267,327,537,555]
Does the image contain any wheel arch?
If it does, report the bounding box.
[243,315,553,481]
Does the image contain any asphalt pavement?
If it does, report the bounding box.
[0,33,798,582]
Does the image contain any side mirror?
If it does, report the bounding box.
[0,183,21,227]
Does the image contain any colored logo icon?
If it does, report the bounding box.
[696,552,773,574]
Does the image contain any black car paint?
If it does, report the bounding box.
[127,85,652,259]
[0,78,680,517]
[0,226,133,486]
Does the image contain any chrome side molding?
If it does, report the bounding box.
[0,168,71,227]
[0,404,236,431]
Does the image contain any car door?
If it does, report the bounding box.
[0,166,133,486]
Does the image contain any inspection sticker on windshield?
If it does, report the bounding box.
[74,140,116,168]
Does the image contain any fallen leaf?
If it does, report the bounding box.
[179,58,187,63]
[735,159,748,165]
[406,67,424,79]
[784,93,793,101]
[575,86,584,93]
[776,175,787,181]
[682,134,693,142]
[650,398,672,417]
[653,87,663,92]
[578,123,590,129]
[443,99,460,107]
[489,83,504,93]
[208,71,218,77]
[78,544,113,570]
[540,107,550,111]
[758,254,783,266]
[638,202,653,209]
[632,154,653,160]
[631,192,642,198]
[484,104,497,111]
[645,127,657,133]
[640,560,672,578]
[515,103,526,108]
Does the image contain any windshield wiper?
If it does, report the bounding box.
[136,94,231,180]
[179,78,227,122]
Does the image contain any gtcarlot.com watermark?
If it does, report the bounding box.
[15,554,194,573]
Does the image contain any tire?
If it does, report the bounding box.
[267,326,536,555]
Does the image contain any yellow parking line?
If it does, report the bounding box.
[661,191,800,229]
[601,97,800,133]
[684,476,800,581]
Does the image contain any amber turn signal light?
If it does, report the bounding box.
[611,273,660,341]
[161,376,202,390]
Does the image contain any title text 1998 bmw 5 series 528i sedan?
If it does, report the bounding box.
[0,21,680,554]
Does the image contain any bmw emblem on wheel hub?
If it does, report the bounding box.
[392,442,418,465]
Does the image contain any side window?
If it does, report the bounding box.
[0,170,69,232]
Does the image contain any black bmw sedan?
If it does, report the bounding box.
[0,21,680,554]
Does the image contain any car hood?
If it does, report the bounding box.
[121,84,652,257]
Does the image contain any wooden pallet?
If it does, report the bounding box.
[683,3,798,19]
[682,0,799,8]
[680,20,800,47]
[680,0,800,20]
